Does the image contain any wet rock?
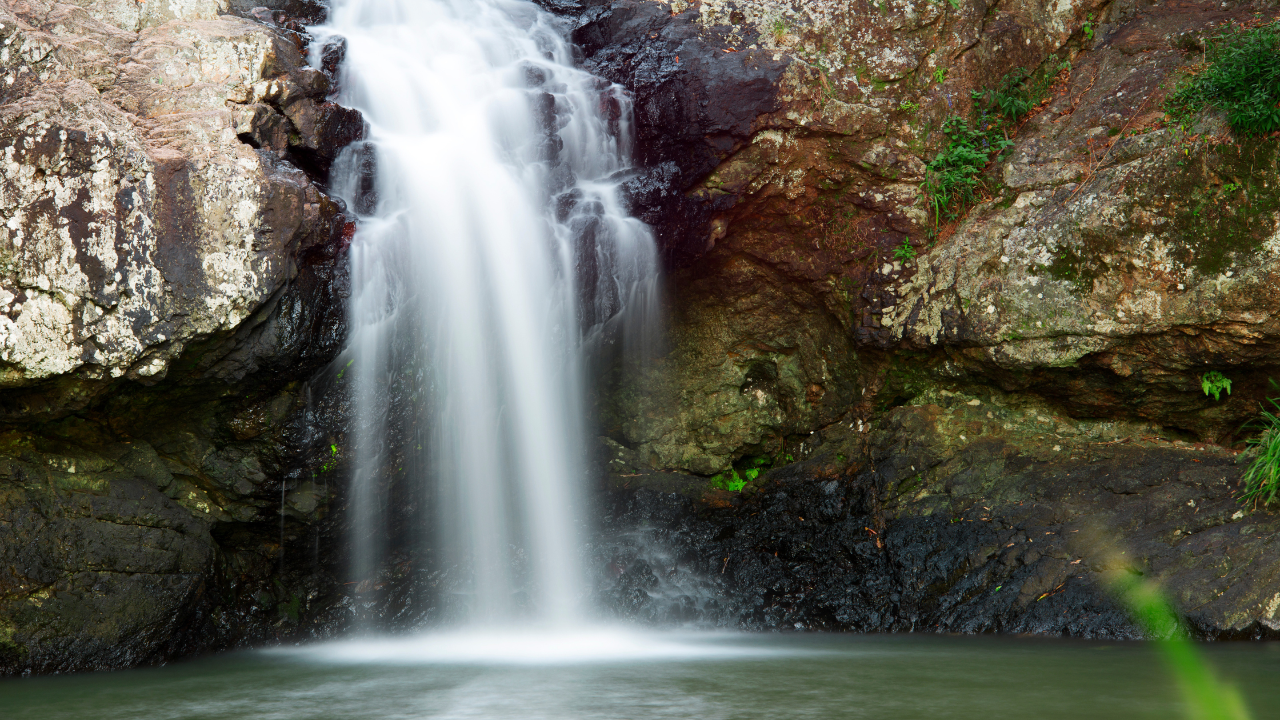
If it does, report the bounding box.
[0,0,358,675]
[573,0,789,266]
[228,0,328,25]
[597,390,1280,638]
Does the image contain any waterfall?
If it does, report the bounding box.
[317,0,659,628]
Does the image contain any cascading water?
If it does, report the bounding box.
[317,0,659,629]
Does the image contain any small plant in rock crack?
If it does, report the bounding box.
[920,116,1011,227]
[1241,380,1280,507]
[971,68,1035,121]
[893,238,917,260]
[1201,370,1232,401]
[1166,21,1280,135]
[920,62,1065,228]
[710,455,772,492]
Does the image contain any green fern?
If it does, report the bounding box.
[1201,371,1232,401]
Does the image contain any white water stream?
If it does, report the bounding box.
[318,0,658,629]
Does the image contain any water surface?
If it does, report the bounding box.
[5,632,1280,719]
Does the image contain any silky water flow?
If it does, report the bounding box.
[317,0,660,634]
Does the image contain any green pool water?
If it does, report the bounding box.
[3,631,1279,720]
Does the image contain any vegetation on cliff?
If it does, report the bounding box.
[1166,20,1280,135]
[920,63,1065,229]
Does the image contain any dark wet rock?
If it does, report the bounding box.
[572,0,789,266]
[597,392,1280,638]
[229,0,328,22]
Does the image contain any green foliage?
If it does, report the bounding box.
[1082,13,1095,41]
[319,442,340,473]
[279,593,301,622]
[899,100,919,115]
[1165,22,1280,135]
[1241,381,1280,506]
[893,238,917,260]
[1201,371,1232,401]
[932,67,948,84]
[971,68,1036,120]
[710,469,747,492]
[919,62,1065,227]
[920,116,1011,227]
[710,455,775,492]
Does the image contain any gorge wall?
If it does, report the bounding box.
[3,0,1280,675]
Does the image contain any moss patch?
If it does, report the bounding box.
[1048,138,1280,286]
[1168,139,1280,275]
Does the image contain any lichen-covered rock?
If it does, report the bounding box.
[64,0,228,34]
[599,253,860,475]
[0,2,355,407]
[583,0,1280,474]
[882,3,1280,442]
[0,0,359,675]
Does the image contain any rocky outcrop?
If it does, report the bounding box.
[581,0,1280,474]
[0,0,357,407]
[599,388,1280,638]
[0,0,359,674]
[578,0,1280,638]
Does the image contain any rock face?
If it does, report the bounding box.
[598,390,1280,638]
[580,0,1280,639]
[583,0,1280,475]
[0,0,356,402]
[0,0,358,674]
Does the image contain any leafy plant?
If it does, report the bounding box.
[900,100,919,115]
[972,68,1036,120]
[1165,21,1280,135]
[920,62,1063,227]
[1082,13,1095,41]
[932,67,948,84]
[920,116,1011,227]
[710,455,773,492]
[710,469,747,492]
[1201,371,1232,401]
[1241,381,1280,506]
[893,238,917,260]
